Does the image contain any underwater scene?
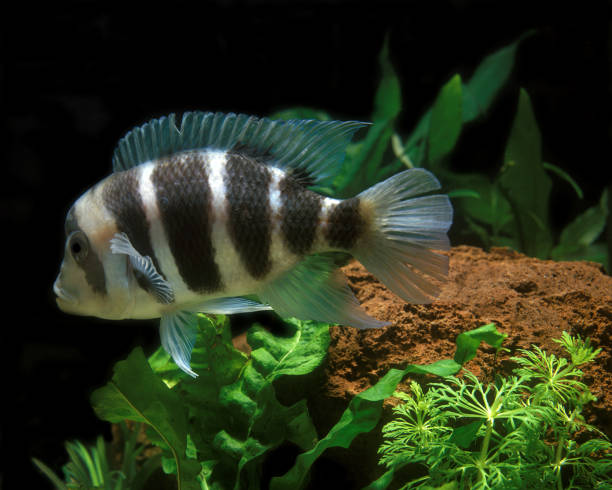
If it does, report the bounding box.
[7,2,612,489]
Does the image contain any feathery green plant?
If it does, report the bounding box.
[373,332,612,489]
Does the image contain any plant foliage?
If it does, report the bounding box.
[273,34,609,269]
[36,318,506,489]
[374,332,612,489]
[32,422,161,490]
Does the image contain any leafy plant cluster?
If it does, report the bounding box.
[33,421,160,490]
[273,34,609,269]
[36,318,508,489]
[374,332,612,489]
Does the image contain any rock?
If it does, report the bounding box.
[306,245,612,486]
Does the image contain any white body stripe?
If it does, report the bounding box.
[138,162,192,303]
[313,196,341,251]
[206,150,259,295]
[268,167,300,278]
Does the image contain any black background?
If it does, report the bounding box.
[4,1,611,488]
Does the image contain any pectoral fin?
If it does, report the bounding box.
[110,232,175,304]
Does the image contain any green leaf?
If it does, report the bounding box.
[448,420,484,449]
[462,31,533,121]
[363,467,397,490]
[447,189,480,199]
[543,162,583,199]
[454,175,514,238]
[554,189,608,250]
[169,318,324,490]
[248,318,330,382]
[405,33,530,165]
[333,39,401,197]
[32,458,69,490]
[498,88,552,258]
[454,323,507,365]
[272,324,505,489]
[91,348,200,490]
[428,74,463,165]
[551,190,609,269]
[372,36,402,123]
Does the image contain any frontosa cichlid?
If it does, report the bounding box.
[53,112,453,376]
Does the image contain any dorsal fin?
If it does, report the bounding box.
[112,111,368,188]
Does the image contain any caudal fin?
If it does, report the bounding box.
[354,169,453,304]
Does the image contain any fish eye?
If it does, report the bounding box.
[68,231,89,263]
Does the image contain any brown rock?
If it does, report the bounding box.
[307,245,612,486]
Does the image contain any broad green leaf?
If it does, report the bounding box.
[333,118,396,197]
[499,88,552,258]
[91,348,200,490]
[557,189,608,248]
[271,324,505,490]
[163,318,324,490]
[462,31,533,121]
[248,318,330,381]
[455,175,513,229]
[454,323,507,365]
[428,74,463,165]
[553,243,609,270]
[405,33,530,165]
[372,36,402,123]
[552,189,609,268]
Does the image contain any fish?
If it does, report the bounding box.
[54,112,453,377]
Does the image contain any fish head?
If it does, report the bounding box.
[54,188,134,319]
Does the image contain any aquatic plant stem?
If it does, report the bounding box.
[477,418,494,484]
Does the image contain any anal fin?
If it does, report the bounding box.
[259,255,387,329]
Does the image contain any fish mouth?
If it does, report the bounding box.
[53,279,77,305]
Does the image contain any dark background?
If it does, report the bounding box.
[4,1,611,487]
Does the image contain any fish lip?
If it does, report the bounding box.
[53,279,77,304]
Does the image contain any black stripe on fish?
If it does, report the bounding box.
[279,176,321,255]
[225,152,272,279]
[65,206,107,295]
[152,152,222,293]
[325,198,365,250]
[103,169,164,294]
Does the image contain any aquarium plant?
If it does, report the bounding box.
[373,332,612,489]
[35,318,507,489]
[274,34,609,269]
[35,34,611,489]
